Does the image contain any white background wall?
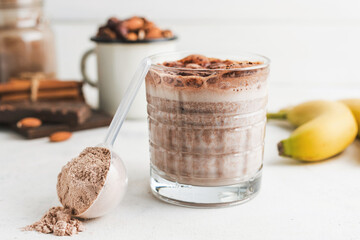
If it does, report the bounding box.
[45,0,360,86]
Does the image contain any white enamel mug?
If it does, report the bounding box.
[81,38,177,119]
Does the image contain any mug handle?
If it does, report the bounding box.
[80,48,98,87]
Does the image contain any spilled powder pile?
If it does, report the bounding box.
[23,207,84,236]
[57,147,111,215]
[24,147,111,236]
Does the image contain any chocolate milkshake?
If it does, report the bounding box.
[146,52,270,206]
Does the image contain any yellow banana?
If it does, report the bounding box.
[340,99,360,137]
[267,100,358,161]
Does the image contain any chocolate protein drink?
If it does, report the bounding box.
[145,54,269,186]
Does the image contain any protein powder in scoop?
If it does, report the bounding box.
[57,147,111,215]
[24,147,115,236]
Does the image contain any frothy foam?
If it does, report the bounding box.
[145,66,269,102]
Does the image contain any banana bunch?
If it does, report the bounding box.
[267,100,360,161]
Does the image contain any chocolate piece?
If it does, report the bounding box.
[13,110,112,139]
[0,101,91,126]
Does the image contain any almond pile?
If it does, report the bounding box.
[96,16,174,41]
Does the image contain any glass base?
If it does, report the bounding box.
[150,166,262,208]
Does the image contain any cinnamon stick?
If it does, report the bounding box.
[1,89,82,102]
[0,79,83,93]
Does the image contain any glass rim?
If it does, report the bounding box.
[148,51,270,71]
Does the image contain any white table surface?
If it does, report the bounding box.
[1,84,360,240]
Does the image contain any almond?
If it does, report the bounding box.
[125,17,144,31]
[162,30,173,38]
[49,131,72,142]
[17,117,42,128]
[146,27,162,39]
[143,21,155,31]
[126,32,138,41]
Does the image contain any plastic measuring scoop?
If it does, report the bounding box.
[76,58,152,218]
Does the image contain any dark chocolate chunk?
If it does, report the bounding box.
[0,101,91,126]
[13,110,112,139]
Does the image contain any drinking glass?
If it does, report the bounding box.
[146,51,270,207]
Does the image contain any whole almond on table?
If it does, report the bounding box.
[49,131,72,142]
[17,118,42,128]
